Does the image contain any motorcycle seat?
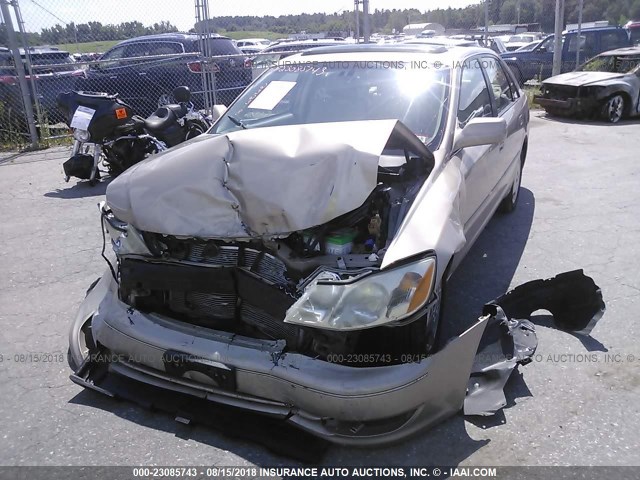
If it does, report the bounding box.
[164,103,188,118]
[144,107,178,132]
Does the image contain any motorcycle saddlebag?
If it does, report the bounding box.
[63,154,95,180]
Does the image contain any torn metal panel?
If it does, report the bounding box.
[464,269,605,416]
[106,119,432,239]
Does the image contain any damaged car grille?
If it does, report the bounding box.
[185,244,289,286]
[117,240,431,363]
[543,85,579,100]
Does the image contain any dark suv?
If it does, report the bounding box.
[77,33,252,115]
[502,26,632,84]
[1,46,83,128]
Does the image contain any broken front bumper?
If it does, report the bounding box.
[71,273,487,445]
[533,95,598,116]
[69,270,605,446]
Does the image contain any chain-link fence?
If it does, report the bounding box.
[1,0,638,148]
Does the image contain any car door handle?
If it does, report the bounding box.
[139,72,147,76]
[109,75,118,79]
[499,142,505,151]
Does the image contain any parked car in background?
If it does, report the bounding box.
[503,33,544,51]
[514,40,540,52]
[405,36,506,55]
[69,43,530,445]
[76,33,252,114]
[534,46,640,123]
[251,38,347,78]
[0,46,84,127]
[626,20,640,45]
[502,26,632,84]
[235,38,271,54]
[404,37,477,48]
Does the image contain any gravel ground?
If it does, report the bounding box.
[1,112,639,467]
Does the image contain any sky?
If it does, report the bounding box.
[14,0,481,32]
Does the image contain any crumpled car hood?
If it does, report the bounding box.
[106,120,428,239]
[543,71,629,87]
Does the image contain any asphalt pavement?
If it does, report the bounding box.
[1,112,639,467]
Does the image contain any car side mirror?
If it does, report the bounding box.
[453,117,507,151]
[537,46,547,53]
[211,104,228,121]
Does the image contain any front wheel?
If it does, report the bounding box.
[601,94,625,123]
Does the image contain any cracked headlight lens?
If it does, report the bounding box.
[285,255,436,331]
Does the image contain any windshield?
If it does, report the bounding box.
[579,54,640,73]
[211,61,450,149]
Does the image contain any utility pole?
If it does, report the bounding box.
[0,0,38,148]
[517,0,521,24]
[354,0,360,42]
[362,0,370,43]
[484,0,489,42]
[552,0,564,76]
[576,0,584,68]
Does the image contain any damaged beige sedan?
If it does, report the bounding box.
[67,45,591,446]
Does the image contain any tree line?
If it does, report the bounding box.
[2,0,639,48]
[197,0,640,35]
[0,21,178,47]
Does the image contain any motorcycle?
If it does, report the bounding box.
[56,86,211,185]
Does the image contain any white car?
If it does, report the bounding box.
[235,38,271,50]
[69,44,530,445]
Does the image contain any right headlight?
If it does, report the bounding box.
[284,255,436,331]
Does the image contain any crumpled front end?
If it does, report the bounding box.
[69,268,604,445]
[533,83,600,116]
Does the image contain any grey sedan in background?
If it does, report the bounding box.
[535,46,640,123]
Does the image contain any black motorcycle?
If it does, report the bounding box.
[57,86,211,185]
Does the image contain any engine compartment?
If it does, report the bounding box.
[116,149,435,365]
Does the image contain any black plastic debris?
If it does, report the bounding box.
[464,269,605,416]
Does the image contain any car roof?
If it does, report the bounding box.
[115,32,232,45]
[598,45,640,56]
[262,39,347,52]
[564,25,626,33]
[404,37,477,47]
[293,43,494,66]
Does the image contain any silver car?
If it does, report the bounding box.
[69,44,530,445]
[534,46,640,123]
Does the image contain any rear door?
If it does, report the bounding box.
[480,55,524,200]
[564,31,597,71]
[455,57,497,238]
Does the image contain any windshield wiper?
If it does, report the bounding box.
[227,115,247,129]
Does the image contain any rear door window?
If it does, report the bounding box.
[204,39,242,56]
[600,31,629,52]
[458,58,493,126]
[481,56,515,114]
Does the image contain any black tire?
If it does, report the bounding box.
[601,94,625,123]
[499,143,526,213]
[185,120,208,140]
